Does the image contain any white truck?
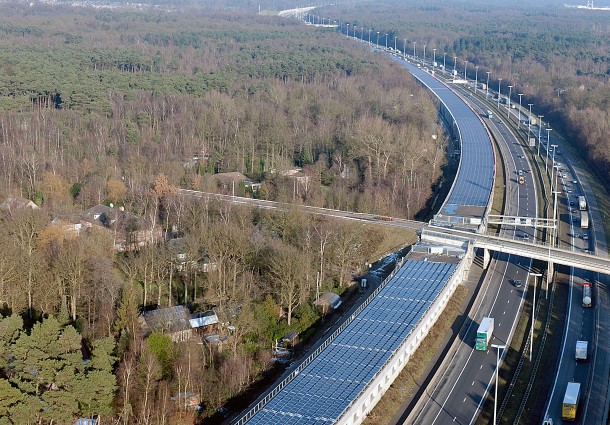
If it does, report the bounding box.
[475,317,494,351]
[575,340,588,361]
[578,196,587,211]
[581,211,589,229]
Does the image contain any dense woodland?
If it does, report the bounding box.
[320,0,610,180]
[0,2,443,423]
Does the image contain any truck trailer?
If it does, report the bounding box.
[581,211,589,229]
[475,317,494,351]
[575,340,588,361]
[582,282,592,307]
[562,382,581,421]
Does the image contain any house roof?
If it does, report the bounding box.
[189,310,219,328]
[213,172,246,184]
[74,420,97,425]
[142,305,192,334]
[314,292,342,310]
[0,196,38,212]
[80,204,117,224]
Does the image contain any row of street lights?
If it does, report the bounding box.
[335,17,559,191]
[333,20,561,423]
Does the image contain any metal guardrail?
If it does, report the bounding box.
[231,255,408,425]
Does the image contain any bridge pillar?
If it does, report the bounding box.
[482,248,491,269]
[547,261,554,291]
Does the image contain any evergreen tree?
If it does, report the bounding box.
[0,315,117,423]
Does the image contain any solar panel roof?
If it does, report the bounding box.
[391,57,495,216]
[244,259,457,424]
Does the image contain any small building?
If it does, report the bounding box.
[170,392,201,410]
[74,420,97,425]
[213,172,261,193]
[141,306,221,343]
[282,330,300,348]
[80,204,161,252]
[204,334,228,346]
[314,292,343,315]
[0,196,39,214]
[189,310,219,335]
[275,168,311,195]
[50,218,84,239]
[141,306,193,342]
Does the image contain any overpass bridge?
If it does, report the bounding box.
[422,227,610,274]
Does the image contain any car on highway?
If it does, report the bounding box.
[518,233,530,240]
[513,279,522,288]
[569,201,575,206]
[583,234,589,241]
[572,179,578,184]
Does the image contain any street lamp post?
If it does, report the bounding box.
[549,188,560,299]
[443,52,446,71]
[403,39,407,58]
[361,27,364,41]
[433,48,436,67]
[507,85,513,118]
[486,71,491,99]
[475,66,479,93]
[394,37,397,51]
[518,94,523,128]
[346,23,350,37]
[491,344,507,425]
[537,115,544,157]
[545,129,553,172]
[368,29,371,45]
[413,41,416,58]
[385,33,388,49]
[423,45,426,62]
[353,24,356,38]
[464,60,468,80]
[497,78,503,110]
[529,273,542,361]
[377,31,380,47]
[550,145,559,191]
[527,103,534,143]
[453,56,457,75]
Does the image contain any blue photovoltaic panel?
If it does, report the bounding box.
[245,260,457,424]
[390,56,495,213]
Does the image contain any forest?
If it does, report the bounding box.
[0,2,442,423]
[319,0,610,182]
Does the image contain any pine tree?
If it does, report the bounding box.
[0,315,117,422]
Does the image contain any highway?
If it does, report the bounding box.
[470,79,608,424]
[390,56,538,425]
[440,70,609,423]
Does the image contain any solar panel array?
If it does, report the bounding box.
[393,57,495,213]
[246,260,457,424]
